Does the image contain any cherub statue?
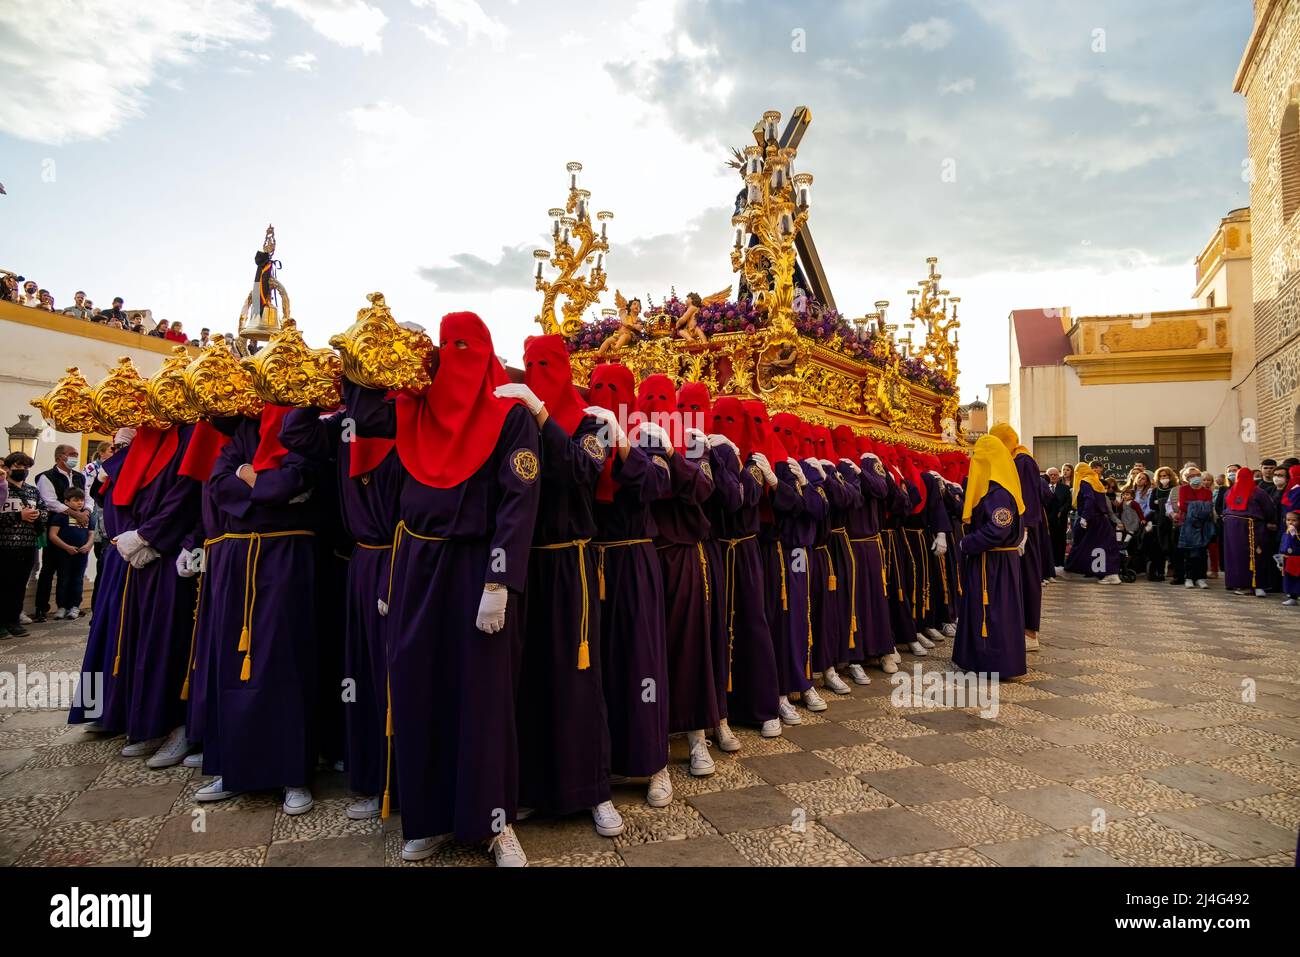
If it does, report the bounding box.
[675,292,709,345]
[597,290,644,357]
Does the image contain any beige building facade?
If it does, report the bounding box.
[1237,0,1300,459]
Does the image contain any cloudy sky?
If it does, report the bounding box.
[0,0,1253,401]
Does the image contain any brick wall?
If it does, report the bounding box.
[1243,0,1300,457]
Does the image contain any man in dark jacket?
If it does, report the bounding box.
[1044,466,1071,572]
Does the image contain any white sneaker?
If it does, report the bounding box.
[120,737,162,758]
[195,777,241,802]
[778,696,803,725]
[490,825,527,867]
[182,752,204,769]
[889,651,903,663]
[924,627,945,643]
[1195,579,1208,589]
[917,633,936,649]
[760,718,783,738]
[880,655,899,675]
[908,640,929,656]
[53,608,67,621]
[591,800,625,837]
[68,607,81,619]
[1100,575,1121,584]
[647,767,673,807]
[687,732,715,777]
[18,613,31,624]
[346,795,382,820]
[146,726,189,768]
[401,836,447,861]
[81,721,104,733]
[1283,598,1297,606]
[714,719,741,753]
[802,686,828,712]
[1184,580,1195,589]
[1054,566,1065,576]
[1025,634,1040,651]
[1254,587,1266,597]
[283,786,313,816]
[941,622,957,638]
[847,663,871,685]
[823,667,851,695]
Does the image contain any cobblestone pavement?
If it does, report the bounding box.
[2,576,1299,867]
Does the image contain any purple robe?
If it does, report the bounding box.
[1064,484,1119,578]
[200,417,320,793]
[517,415,611,814]
[845,456,897,659]
[593,444,671,777]
[69,453,129,728]
[953,485,1026,678]
[281,395,402,800]
[815,464,858,669]
[708,447,779,725]
[769,460,826,694]
[121,425,202,742]
[1223,485,1274,590]
[881,472,920,647]
[1013,452,1044,630]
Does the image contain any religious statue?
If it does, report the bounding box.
[597,290,645,357]
[674,292,709,345]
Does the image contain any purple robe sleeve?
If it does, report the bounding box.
[666,450,713,505]
[613,445,671,503]
[487,406,542,593]
[858,457,889,500]
[540,416,604,488]
[959,490,1020,556]
[281,407,342,465]
[835,463,864,508]
[772,461,805,515]
[346,380,397,439]
[708,444,745,511]
[923,473,952,533]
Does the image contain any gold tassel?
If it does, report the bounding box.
[180,674,190,701]
[386,704,393,736]
[381,789,391,818]
[597,550,606,601]
[240,652,251,682]
[849,615,857,649]
[112,653,122,678]
[828,573,837,592]
[578,637,590,670]
[777,542,788,610]
[237,626,249,652]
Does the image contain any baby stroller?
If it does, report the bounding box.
[1116,521,1145,583]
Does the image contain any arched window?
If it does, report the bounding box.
[1281,86,1300,222]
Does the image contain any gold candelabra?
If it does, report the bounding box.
[908,256,960,380]
[730,110,812,337]
[534,162,612,338]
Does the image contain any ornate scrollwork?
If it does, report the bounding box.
[329,292,434,393]
[183,337,263,419]
[243,319,342,409]
[147,346,200,425]
[31,368,101,434]
[90,357,168,431]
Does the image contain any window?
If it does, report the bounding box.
[1154,427,1205,471]
[1206,290,1215,308]
[1032,435,1078,471]
[1282,86,1300,222]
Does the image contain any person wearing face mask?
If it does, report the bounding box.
[1,453,46,638]
[1151,466,1180,583]
[1223,465,1274,597]
[1176,467,1214,589]
[31,444,88,623]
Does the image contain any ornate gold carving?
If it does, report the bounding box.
[243,319,342,409]
[31,368,101,434]
[183,337,263,419]
[89,356,168,431]
[534,164,611,337]
[329,292,435,393]
[147,346,200,425]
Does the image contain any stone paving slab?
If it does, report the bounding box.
[2,575,1299,866]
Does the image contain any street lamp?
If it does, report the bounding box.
[6,413,40,456]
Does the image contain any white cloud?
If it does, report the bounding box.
[899,17,954,51]
[345,100,433,169]
[0,0,268,145]
[411,0,508,46]
[271,0,387,53]
[286,51,319,71]
[939,77,975,95]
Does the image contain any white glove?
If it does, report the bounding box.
[583,406,626,447]
[188,547,206,575]
[684,428,709,459]
[786,457,808,487]
[840,457,861,474]
[1144,522,1152,532]
[637,420,671,450]
[114,529,148,561]
[932,531,948,556]
[1079,518,1088,529]
[1017,530,1028,556]
[494,383,545,416]
[475,585,508,634]
[751,452,778,487]
[803,458,826,479]
[705,433,738,456]
[175,549,196,578]
[289,489,312,505]
[129,545,161,569]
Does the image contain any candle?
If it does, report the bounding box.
[600,221,607,240]
[536,260,544,280]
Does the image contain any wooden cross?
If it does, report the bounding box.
[778,107,836,311]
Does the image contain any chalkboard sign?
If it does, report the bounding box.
[1080,445,1156,481]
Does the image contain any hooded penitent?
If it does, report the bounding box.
[963,434,1025,523]
[676,381,712,451]
[636,374,676,427]
[178,420,232,482]
[111,426,179,507]
[1225,464,1259,512]
[395,312,520,489]
[771,412,802,457]
[743,399,781,464]
[811,425,835,462]
[832,425,857,461]
[989,422,1019,455]
[796,419,816,459]
[524,334,586,436]
[588,362,635,503]
[899,447,927,514]
[1071,461,1105,507]
[855,434,875,457]
[710,396,749,459]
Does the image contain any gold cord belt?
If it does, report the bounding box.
[205,530,316,683]
[719,534,757,692]
[905,528,930,616]
[980,546,1020,639]
[534,538,593,670]
[112,564,133,678]
[179,569,204,701]
[815,544,838,592]
[853,533,889,597]
[832,529,856,646]
[1226,514,1257,587]
[776,540,788,610]
[593,538,653,601]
